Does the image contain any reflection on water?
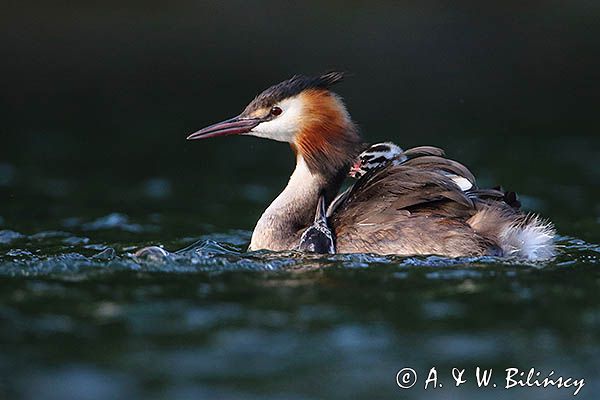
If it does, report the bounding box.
[0,221,598,399]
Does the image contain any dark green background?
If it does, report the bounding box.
[1,1,598,241]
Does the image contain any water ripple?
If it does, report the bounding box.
[0,229,597,279]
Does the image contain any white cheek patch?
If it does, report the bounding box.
[247,97,304,143]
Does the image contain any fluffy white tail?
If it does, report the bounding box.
[499,214,556,259]
[468,208,556,260]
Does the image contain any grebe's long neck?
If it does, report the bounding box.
[248,89,363,251]
[249,155,334,251]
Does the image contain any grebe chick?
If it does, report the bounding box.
[298,194,335,253]
[350,142,475,191]
[349,142,406,178]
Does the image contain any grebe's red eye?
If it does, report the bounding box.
[270,106,282,116]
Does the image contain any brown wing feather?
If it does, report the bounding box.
[404,156,477,186]
[333,151,477,216]
[403,146,446,158]
[329,147,504,256]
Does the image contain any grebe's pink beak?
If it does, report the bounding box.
[187,115,261,140]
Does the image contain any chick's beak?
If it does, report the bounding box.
[187,115,261,140]
[348,160,364,178]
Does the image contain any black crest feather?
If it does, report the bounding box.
[242,72,346,115]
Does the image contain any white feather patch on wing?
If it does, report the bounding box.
[451,176,473,191]
[442,173,473,191]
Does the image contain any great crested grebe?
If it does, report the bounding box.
[188,72,555,259]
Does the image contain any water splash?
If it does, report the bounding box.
[1,226,597,279]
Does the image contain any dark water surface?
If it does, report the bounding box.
[2,1,600,399]
[0,219,599,399]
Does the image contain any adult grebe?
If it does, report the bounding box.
[187,72,555,259]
